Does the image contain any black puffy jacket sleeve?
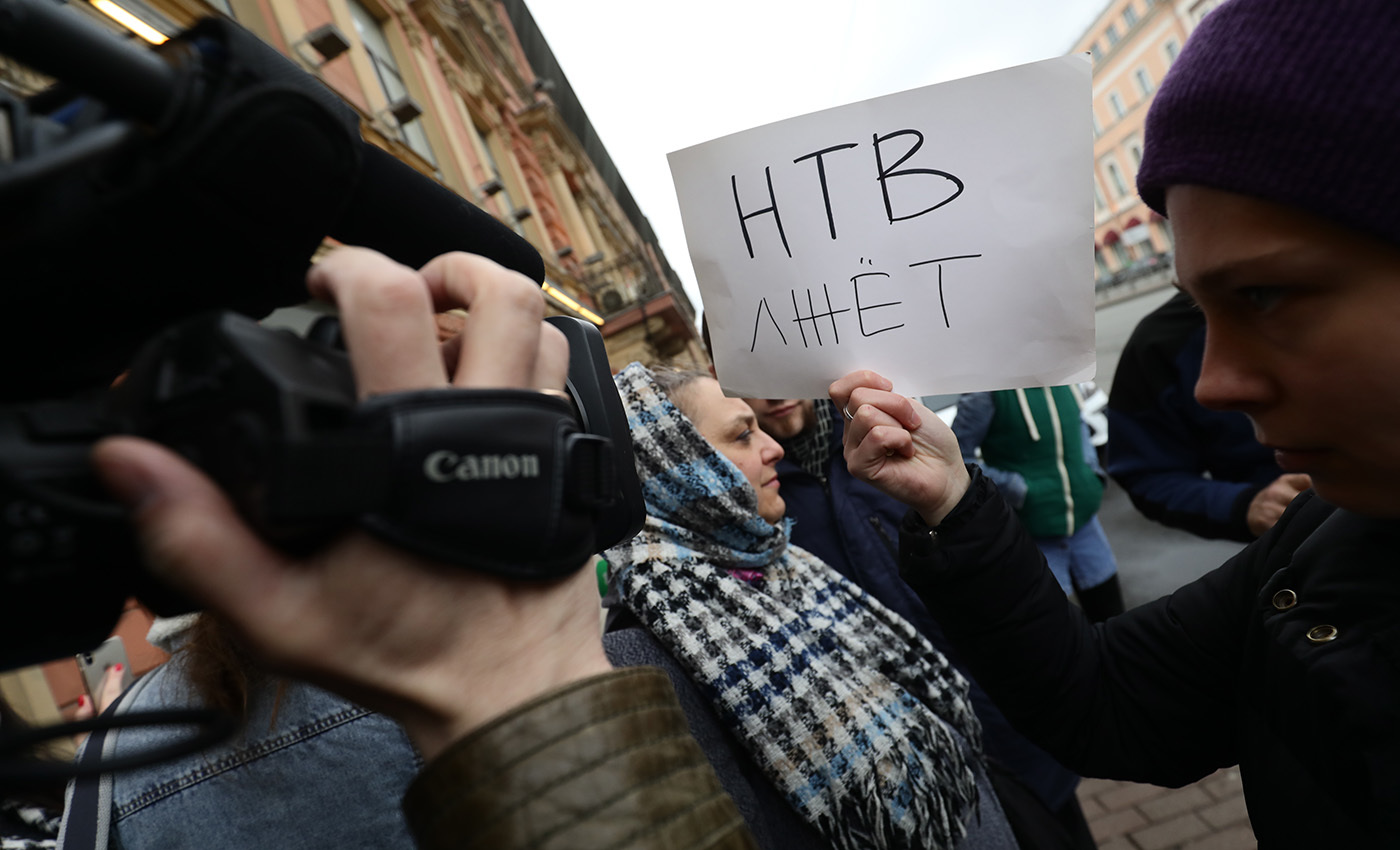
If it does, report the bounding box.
[898,465,1277,787]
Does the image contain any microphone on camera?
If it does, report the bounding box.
[0,1,542,400]
[333,143,544,282]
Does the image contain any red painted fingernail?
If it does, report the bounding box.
[113,664,123,673]
[77,695,87,708]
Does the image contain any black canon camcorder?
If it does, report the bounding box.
[0,0,645,678]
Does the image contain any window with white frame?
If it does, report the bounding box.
[1094,180,1107,213]
[1090,42,1103,63]
[1164,39,1180,63]
[1105,159,1129,197]
[347,0,436,166]
[1123,2,1138,27]
[1110,91,1127,118]
[472,116,524,235]
[1134,67,1153,96]
[1105,22,1120,46]
[1127,138,1144,169]
[1092,109,1103,138]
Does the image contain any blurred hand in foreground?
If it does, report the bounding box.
[91,248,611,759]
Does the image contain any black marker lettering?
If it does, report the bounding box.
[908,253,982,329]
[793,143,858,240]
[789,284,851,347]
[819,284,850,344]
[872,129,965,223]
[789,289,810,347]
[908,253,984,267]
[749,297,788,352]
[731,168,791,259]
[939,265,949,328]
[852,272,904,336]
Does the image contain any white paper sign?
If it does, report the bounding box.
[669,55,1095,399]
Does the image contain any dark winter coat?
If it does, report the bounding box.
[899,464,1400,847]
[1106,290,1282,542]
[778,402,1082,814]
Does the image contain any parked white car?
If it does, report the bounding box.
[1071,380,1110,462]
[919,393,963,427]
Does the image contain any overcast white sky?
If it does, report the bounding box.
[524,0,1110,314]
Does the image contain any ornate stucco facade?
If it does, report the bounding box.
[1073,0,1224,285]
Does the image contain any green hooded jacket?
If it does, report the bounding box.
[979,386,1103,537]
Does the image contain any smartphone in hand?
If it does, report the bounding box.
[76,635,135,699]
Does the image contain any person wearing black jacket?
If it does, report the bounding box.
[831,0,1400,844]
[1106,289,1308,542]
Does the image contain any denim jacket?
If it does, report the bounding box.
[82,662,755,850]
[98,655,421,850]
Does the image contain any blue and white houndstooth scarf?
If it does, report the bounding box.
[605,362,982,850]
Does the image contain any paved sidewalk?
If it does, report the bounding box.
[1077,768,1256,850]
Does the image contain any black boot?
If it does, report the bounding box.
[1077,574,1126,622]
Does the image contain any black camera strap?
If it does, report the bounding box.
[56,690,129,850]
[267,388,615,578]
[56,673,148,850]
[31,675,235,850]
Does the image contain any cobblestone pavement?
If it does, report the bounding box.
[1078,768,1256,850]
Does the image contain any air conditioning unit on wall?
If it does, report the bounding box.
[598,287,625,314]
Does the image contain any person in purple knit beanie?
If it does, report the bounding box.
[830,0,1400,847]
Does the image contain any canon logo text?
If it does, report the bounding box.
[424,450,541,482]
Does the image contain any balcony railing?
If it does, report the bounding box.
[1095,252,1175,304]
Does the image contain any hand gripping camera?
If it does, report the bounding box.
[0,0,645,675]
[1,311,644,673]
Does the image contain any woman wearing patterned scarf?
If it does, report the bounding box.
[604,362,1019,850]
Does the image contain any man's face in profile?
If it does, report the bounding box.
[743,398,815,440]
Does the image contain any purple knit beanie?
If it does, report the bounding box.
[1135,0,1400,249]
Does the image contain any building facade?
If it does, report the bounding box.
[0,0,701,726]
[1,0,703,367]
[1073,0,1224,286]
